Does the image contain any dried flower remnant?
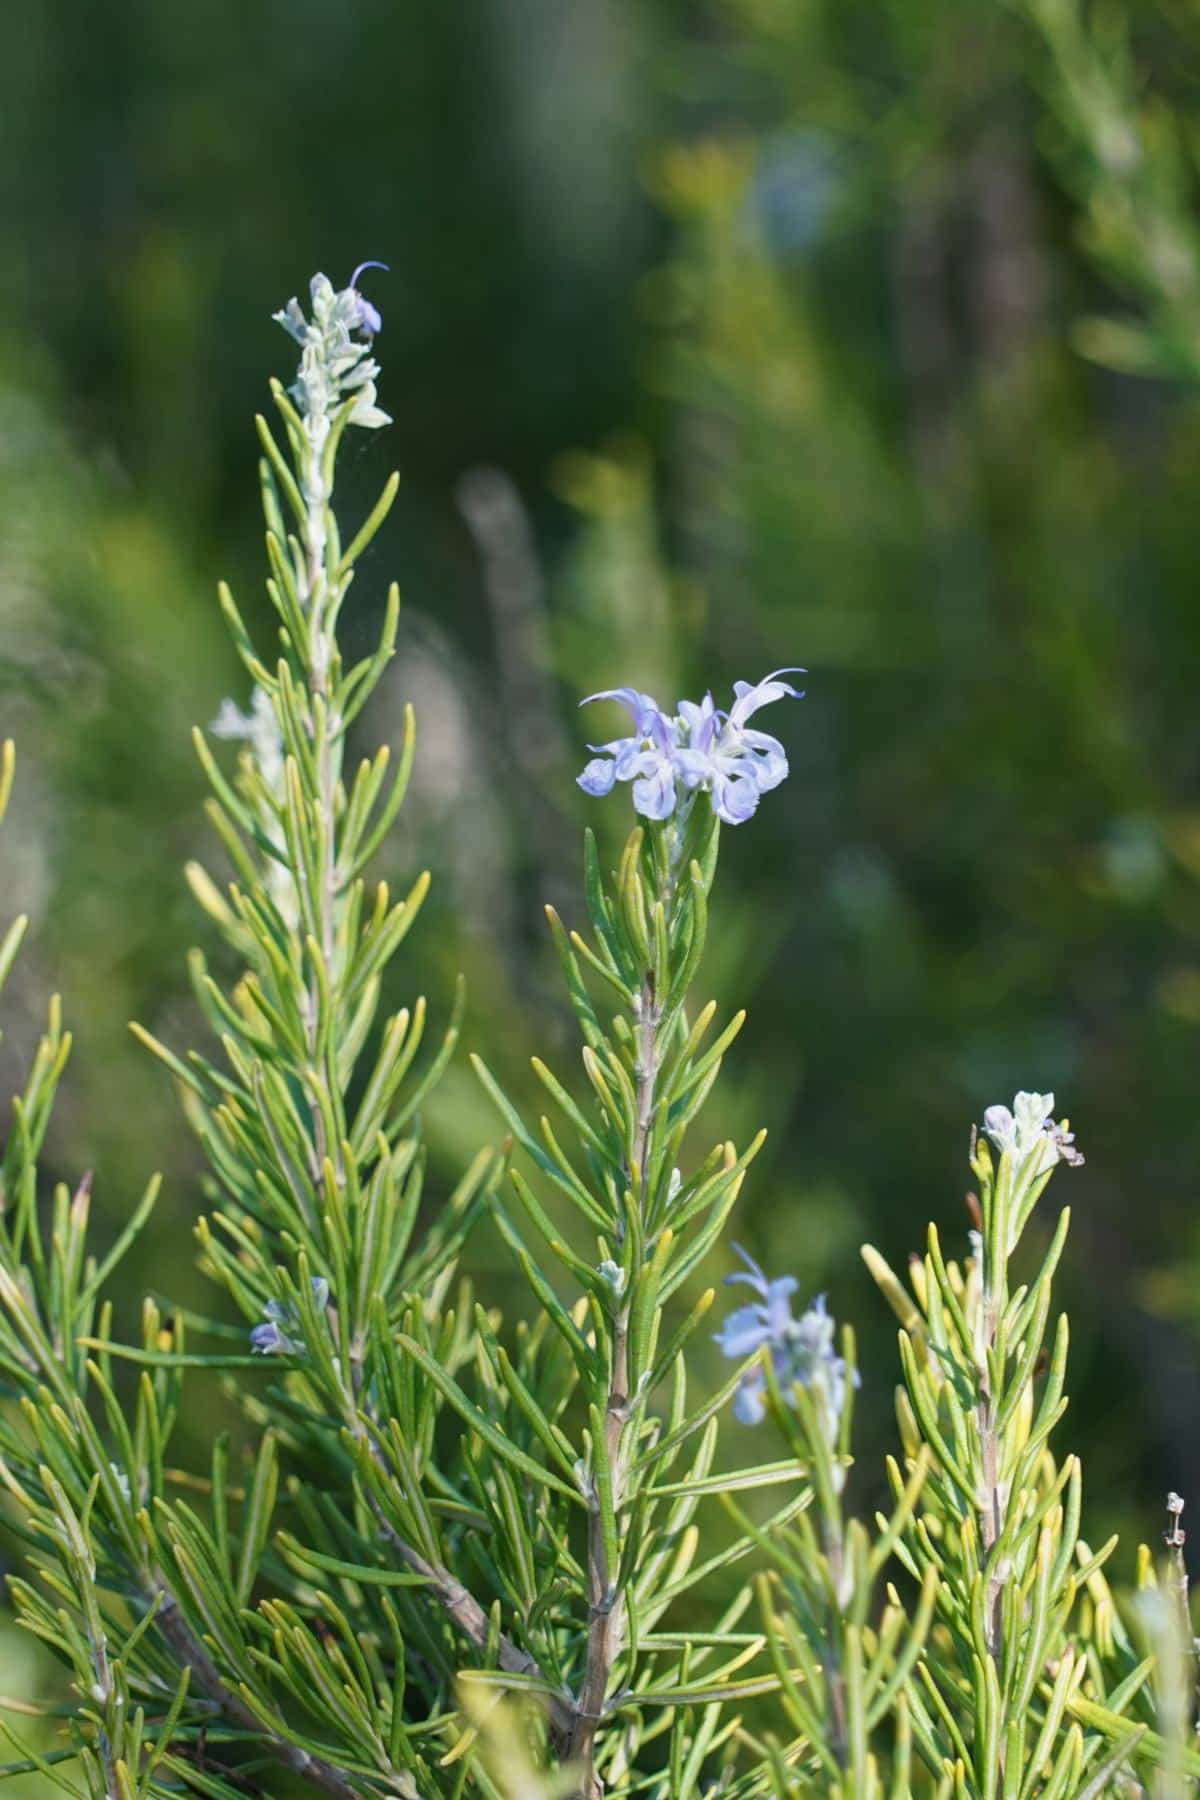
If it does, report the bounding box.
[982,1089,1085,1174]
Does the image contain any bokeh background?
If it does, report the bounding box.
[3,0,1200,1700]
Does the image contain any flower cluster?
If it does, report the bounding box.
[577,669,803,825]
[982,1090,1085,1175]
[273,262,391,434]
[250,1276,330,1356]
[714,1246,856,1439]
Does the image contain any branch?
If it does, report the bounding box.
[367,1495,574,1741]
[152,1581,389,1800]
[568,970,659,1796]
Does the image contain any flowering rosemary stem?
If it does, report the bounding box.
[298,389,343,1185]
[802,1369,856,1774]
[277,283,575,1728]
[822,1517,851,1769]
[976,1269,1005,1667]
[571,962,661,1796]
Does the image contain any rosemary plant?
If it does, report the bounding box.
[858,1101,1197,1798]
[1017,0,1200,383]
[0,269,1198,1800]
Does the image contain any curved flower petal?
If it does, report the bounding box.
[612,738,649,780]
[765,1280,800,1335]
[347,261,389,336]
[727,1243,770,1294]
[349,386,391,429]
[578,757,617,797]
[581,688,663,735]
[632,763,677,820]
[728,667,806,730]
[982,1104,1016,1153]
[678,694,719,753]
[738,728,789,792]
[733,1369,768,1425]
[711,772,760,825]
[713,1305,772,1358]
[1013,1091,1055,1151]
[250,1320,298,1356]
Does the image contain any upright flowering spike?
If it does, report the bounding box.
[273,267,392,434]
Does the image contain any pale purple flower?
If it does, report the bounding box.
[577,670,803,826]
[578,688,681,821]
[982,1091,1084,1174]
[674,692,755,825]
[727,669,803,791]
[250,1313,299,1357]
[715,1245,856,1435]
[347,260,388,336]
[250,1276,330,1356]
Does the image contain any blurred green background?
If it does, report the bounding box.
[3,0,1200,1660]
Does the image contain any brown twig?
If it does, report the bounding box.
[153,1582,383,1800]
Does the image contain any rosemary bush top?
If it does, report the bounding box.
[0,270,1194,1800]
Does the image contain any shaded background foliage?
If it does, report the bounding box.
[2,0,1200,1685]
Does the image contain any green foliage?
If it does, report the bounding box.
[0,277,810,1800]
[18,0,1200,1602]
[862,1131,1157,1796]
[9,4,1200,1781]
[737,1336,937,1795]
[2,260,1200,1800]
[1019,0,1200,379]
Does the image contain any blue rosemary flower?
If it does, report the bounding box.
[577,688,681,821]
[577,670,803,825]
[714,1245,856,1435]
[346,260,388,336]
[982,1091,1084,1173]
[250,1277,330,1356]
